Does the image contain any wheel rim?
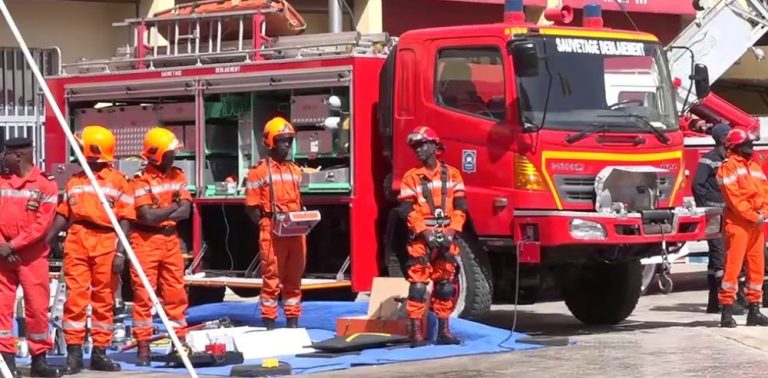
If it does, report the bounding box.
[640,263,656,294]
[450,254,467,317]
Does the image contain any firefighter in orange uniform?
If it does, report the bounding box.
[0,138,63,377]
[244,117,306,330]
[129,127,191,366]
[49,126,134,373]
[717,128,768,328]
[398,126,466,347]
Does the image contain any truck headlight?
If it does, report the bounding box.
[569,219,606,240]
[705,215,722,235]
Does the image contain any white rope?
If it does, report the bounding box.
[0,2,198,376]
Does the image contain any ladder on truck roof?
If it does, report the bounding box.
[667,0,768,113]
[60,9,393,75]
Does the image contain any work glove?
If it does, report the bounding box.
[444,229,456,243]
[172,191,181,203]
[422,229,440,250]
[113,253,126,274]
[6,253,20,264]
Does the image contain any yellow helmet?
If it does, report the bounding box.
[262,117,295,149]
[142,127,182,164]
[76,125,116,162]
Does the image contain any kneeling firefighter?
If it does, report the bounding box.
[398,126,467,347]
[717,128,768,327]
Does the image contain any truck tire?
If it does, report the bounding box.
[560,259,642,325]
[451,238,493,321]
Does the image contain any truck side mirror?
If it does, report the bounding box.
[691,63,710,99]
[508,41,539,77]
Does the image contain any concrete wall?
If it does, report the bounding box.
[0,0,136,64]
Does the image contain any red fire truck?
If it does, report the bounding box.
[43,0,721,325]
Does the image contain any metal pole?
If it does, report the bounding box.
[0,2,199,377]
[329,0,343,33]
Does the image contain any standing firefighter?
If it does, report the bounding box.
[129,127,191,366]
[245,117,306,330]
[398,126,466,347]
[692,123,746,315]
[0,138,63,378]
[717,128,768,328]
[50,125,134,373]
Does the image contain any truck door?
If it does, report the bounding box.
[424,37,515,235]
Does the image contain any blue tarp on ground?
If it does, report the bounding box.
[22,301,542,376]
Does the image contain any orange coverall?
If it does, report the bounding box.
[717,153,768,305]
[57,168,136,347]
[245,159,305,320]
[398,163,466,319]
[129,165,191,341]
[0,167,58,355]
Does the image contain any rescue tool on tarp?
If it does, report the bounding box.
[0,1,199,376]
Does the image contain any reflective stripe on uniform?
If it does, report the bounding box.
[721,282,737,290]
[27,332,49,341]
[132,320,154,327]
[261,299,278,306]
[284,299,300,306]
[68,185,133,205]
[748,283,763,291]
[63,321,86,330]
[0,330,13,337]
[398,180,464,200]
[91,322,113,331]
[0,189,57,203]
[717,168,767,185]
[698,158,722,169]
[247,173,301,190]
[134,182,186,197]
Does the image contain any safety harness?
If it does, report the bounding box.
[408,162,458,267]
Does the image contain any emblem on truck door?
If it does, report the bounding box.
[462,150,477,173]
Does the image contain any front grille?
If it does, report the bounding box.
[554,174,675,204]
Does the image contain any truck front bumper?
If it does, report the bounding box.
[513,207,722,246]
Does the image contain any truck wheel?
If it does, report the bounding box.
[451,238,493,321]
[560,259,642,325]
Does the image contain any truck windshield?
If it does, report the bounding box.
[516,36,678,132]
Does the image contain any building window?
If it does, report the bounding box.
[435,47,505,120]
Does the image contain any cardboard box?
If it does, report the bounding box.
[336,277,428,337]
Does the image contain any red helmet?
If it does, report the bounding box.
[407,126,441,146]
[725,128,749,148]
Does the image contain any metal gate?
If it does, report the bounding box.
[0,47,60,164]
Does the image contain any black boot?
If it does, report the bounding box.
[135,341,151,367]
[89,346,120,372]
[262,318,276,331]
[706,275,720,314]
[286,317,299,329]
[710,277,746,315]
[746,303,768,326]
[436,318,462,345]
[408,318,428,348]
[64,344,83,375]
[30,353,64,377]
[721,304,737,328]
[763,283,768,308]
[1,352,20,378]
